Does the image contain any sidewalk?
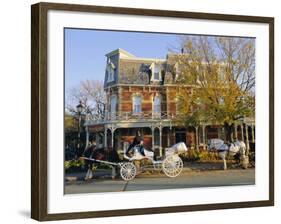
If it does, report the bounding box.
[65,161,244,182]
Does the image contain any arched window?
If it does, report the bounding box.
[133,95,142,114]
[153,95,161,115]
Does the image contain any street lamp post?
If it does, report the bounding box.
[76,100,83,144]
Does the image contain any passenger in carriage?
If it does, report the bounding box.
[125,130,145,157]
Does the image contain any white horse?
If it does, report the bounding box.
[208,139,248,170]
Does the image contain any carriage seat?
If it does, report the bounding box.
[123,145,154,161]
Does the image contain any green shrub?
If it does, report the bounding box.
[198,150,218,161]
[64,159,85,173]
[179,149,218,162]
[180,149,200,162]
[96,163,112,170]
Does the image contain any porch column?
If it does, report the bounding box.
[195,126,199,151]
[230,129,234,142]
[245,124,250,155]
[241,123,244,142]
[96,132,100,148]
[104,128,107,148]
[110,128,116,150]
[85,126,90,149]
[166,87,170,115]
[167,128,170,147]
[151,126,155,150]
[234,124,238,140]
[251,124,255,143]
[223,126,227,142]
[202,125,206,150]
[159,127,163,157]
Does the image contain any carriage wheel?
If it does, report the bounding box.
[162,155,183,178]
[120,162,137,181]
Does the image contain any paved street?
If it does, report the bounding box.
[65,168,255,194]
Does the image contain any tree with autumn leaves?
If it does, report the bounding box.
[174,36,255,142]
[65,80,106,148]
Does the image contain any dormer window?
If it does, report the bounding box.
[106,61,115,82]
[150,63,162,81]
[154,64,160,80]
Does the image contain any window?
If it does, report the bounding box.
[107,62,115,82]
[110,95,117,119]
[153,95,161,115]
[133,95,142,114]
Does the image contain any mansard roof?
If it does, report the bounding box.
[104,49,185,87]
[105,48,136,58]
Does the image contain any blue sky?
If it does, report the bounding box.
[64,28,182,90]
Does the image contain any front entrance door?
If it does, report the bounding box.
[175,132,186,144]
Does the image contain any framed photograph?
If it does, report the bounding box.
[31,2,274,221]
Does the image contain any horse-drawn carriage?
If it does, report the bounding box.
[81,138,249,181]
[82,142,188,181]
[207,138,249,170]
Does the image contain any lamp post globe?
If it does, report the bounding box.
[76,100,83,114]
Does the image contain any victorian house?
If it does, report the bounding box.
[84,49,255,156]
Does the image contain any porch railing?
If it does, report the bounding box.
[85,111,179,124]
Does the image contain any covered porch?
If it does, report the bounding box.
[85,120,255,155]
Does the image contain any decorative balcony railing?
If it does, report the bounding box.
[84,111,255,126]
[85,111,179,124]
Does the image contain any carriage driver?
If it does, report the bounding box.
[125,130,145,157]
